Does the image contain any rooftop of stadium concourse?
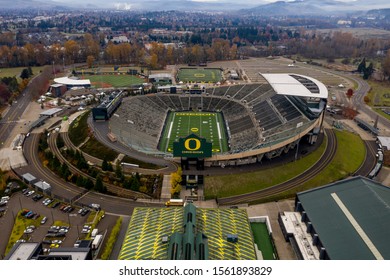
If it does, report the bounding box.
[260,73,328,99]
[118,206,257,260]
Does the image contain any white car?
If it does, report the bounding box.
[41,216,47,224]
[26,190,35,197]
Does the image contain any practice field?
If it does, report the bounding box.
[177,68,222,83]
[159,111,229,154]
[84,74,145,88]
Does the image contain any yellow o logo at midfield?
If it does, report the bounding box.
[191,128,199,132]
[184,138,201,151]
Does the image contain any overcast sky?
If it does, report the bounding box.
[47,0,390,10]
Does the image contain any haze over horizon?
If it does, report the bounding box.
[0,0,389,12]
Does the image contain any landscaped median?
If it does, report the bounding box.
[205,129,365,202]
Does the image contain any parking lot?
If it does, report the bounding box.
[0,190,106,258]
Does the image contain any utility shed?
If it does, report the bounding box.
[295,176,390,260]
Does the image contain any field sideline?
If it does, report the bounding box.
[159,111,229,154]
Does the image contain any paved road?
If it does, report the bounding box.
[218,128,337,205]
[355,140,378,177]
[0,87,32,146]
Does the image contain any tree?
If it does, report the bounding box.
[86,55,95,68]
[94,174,107,193]
[357,58,366,73]
[363,96,370,104]
[346,88,354,99]
[130,176,140,191]
[76,175,86,187]
[85,178,94,190]
[170,167,182,196]
[115,161,122,179]
[102,158,109,171]
[363,62,374,80]
[20,68,30,79]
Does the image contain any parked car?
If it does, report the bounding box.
[51,202,60,208]
[44,199,53,206]
[89,203,101,211]
[26,212,36,219]
[32,194,43,201]
[20,209,30,216]
[26,190,35,197]
[41,216,47,224]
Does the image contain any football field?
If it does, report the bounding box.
[177,68,222,83]
[159,111,229,154]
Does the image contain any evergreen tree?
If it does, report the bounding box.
[94,174,107,193]
[76,175,85,187]
[130,176,140,191]
[357,58,366,73]
[115,161,122,179]
[85,178,94,190]
[102,158,109,171]
[20,68,30,79]
[27,66,33,76]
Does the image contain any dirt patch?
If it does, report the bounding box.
[91,82,113,88]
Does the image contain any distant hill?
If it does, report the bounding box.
[238,0,384,16]
[240,1,325,16]
[367,8,390,18]
[0,0,69,10]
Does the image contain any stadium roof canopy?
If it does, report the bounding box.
[297,176,390,260]
[54,76,91,86]
[261,73,328,99]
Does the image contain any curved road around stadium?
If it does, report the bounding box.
[17,133,161,216]
[217,128,337,205]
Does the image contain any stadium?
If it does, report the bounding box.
[108,73,328,166]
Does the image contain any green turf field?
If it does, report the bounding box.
[159,111,228,154]
[177,68,222,83]
[251,223,277,260]
[84,74,145,88]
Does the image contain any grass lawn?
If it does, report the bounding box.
[68,111,90,147]
[0,66,46,80]
[85,74,144,88]
[5,210,45,255]
[80,136,119,162]
[177,68,222,83]
[159,111,228,153]
[367,80,390,107]
[374,108,390,121]
[205,135,327,199]
[249,129,366,204]
[205,129,365,200]
[251,223,276,260]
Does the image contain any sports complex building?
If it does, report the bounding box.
[279,176,390,260]
[108,72,328,166]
